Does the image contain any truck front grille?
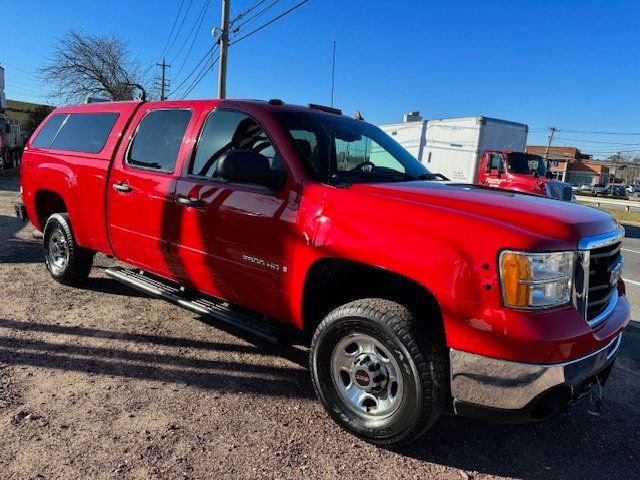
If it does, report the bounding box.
[587,242,621,320]
[574,229,624,327]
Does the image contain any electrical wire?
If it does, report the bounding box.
[229,0,309,45]
[180,54,220,99]
[230,0,268,27]
[230,0,279,33]
[170,44,219,99]
[164,0,197,59]
[158,0,186,60]
[554,137,640,146]
[170,0,211,65]
[172,0,212,80]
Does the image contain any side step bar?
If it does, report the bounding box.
[105,267,279,345]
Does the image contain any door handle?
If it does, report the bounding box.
[177,196,204,207]
[112,182,133,193]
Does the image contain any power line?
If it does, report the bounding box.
[228,0,309,45]
[230,0,278,33]
[560,128,640,136]
[158,0,187,60]
[181,54,220,99]
[170,0,211,65]
[230,0,267,26]
[170,44,219,98]
[164,0,197,59]
[554,136,640,146]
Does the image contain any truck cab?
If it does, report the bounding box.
[479,150,574,201]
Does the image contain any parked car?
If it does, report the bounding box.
[578,184,593,193]
[605,185,629,199]
[592,183,607,195]
[16,99,629,447]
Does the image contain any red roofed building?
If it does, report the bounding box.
[525,146,610,186]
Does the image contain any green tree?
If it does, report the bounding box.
[24,105,54,137]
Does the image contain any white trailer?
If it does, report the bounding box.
[380,116,528,183]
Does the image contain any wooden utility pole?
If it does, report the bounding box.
[217,0,230,99]
[156,59,170,101]
[543,126,558,161]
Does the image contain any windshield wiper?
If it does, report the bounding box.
[417,173,449,181]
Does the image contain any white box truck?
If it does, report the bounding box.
[380,116,527,183]
[379,115,573,201]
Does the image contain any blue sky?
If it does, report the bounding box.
[1,0,639,156]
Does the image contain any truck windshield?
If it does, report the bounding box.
[507,152,547,175]
[272,110,431,184]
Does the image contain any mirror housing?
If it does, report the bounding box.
[216,150,285,189]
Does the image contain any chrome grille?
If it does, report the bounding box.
[574,228,624,327]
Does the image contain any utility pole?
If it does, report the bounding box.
[543,126,558,161]
[217,0,230,99]
[156,59,170,101]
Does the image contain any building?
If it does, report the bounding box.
[5,99,52,126]
[525,145,610,186]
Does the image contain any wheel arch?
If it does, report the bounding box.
[301,258,446,342]
[34,189,68,230]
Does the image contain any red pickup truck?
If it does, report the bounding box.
[17,99,629,447]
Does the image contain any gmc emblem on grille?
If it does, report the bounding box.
[609,258,623,286]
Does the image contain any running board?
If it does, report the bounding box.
[105,267,279,345]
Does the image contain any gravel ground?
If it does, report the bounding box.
[0,171,639,480]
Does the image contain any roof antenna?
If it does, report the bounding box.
[330,40,336,107]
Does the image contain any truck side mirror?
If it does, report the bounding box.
[216,149,285,189]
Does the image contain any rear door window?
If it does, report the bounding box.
[190,109,283,179]
[127,109,192,173]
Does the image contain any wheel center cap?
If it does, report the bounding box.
[354,369,371,387]
[352,353,389,393]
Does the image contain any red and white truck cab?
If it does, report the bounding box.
[479,150,574,201]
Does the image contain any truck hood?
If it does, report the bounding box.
[349,181,618,246]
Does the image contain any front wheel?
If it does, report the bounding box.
[309,298,447,447]
[43,213,94,286]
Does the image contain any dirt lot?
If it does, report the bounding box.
[0,171,639,480]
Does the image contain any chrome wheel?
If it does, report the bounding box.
[331,333,403,419]
[47,228,69,275]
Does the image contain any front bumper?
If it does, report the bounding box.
[450,332,623,424]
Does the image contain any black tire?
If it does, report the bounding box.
[309,298,447,447]
[43,213,94,286]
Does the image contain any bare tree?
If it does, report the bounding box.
[39,30,149,103]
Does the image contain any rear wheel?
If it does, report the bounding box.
[43,213,93,285]
[309,298,447,447]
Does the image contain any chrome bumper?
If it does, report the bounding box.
[450,333,623,422]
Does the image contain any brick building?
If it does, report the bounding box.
[525,145,610,186]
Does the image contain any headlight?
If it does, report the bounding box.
[499,251,575,308]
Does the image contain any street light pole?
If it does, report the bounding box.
[217,0,230,99]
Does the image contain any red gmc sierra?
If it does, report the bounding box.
[16,99,629,447]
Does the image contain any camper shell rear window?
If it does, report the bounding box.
[32,112,119,153]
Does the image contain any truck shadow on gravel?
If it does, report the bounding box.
[0,215,41,264]
[0,317,312,400]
